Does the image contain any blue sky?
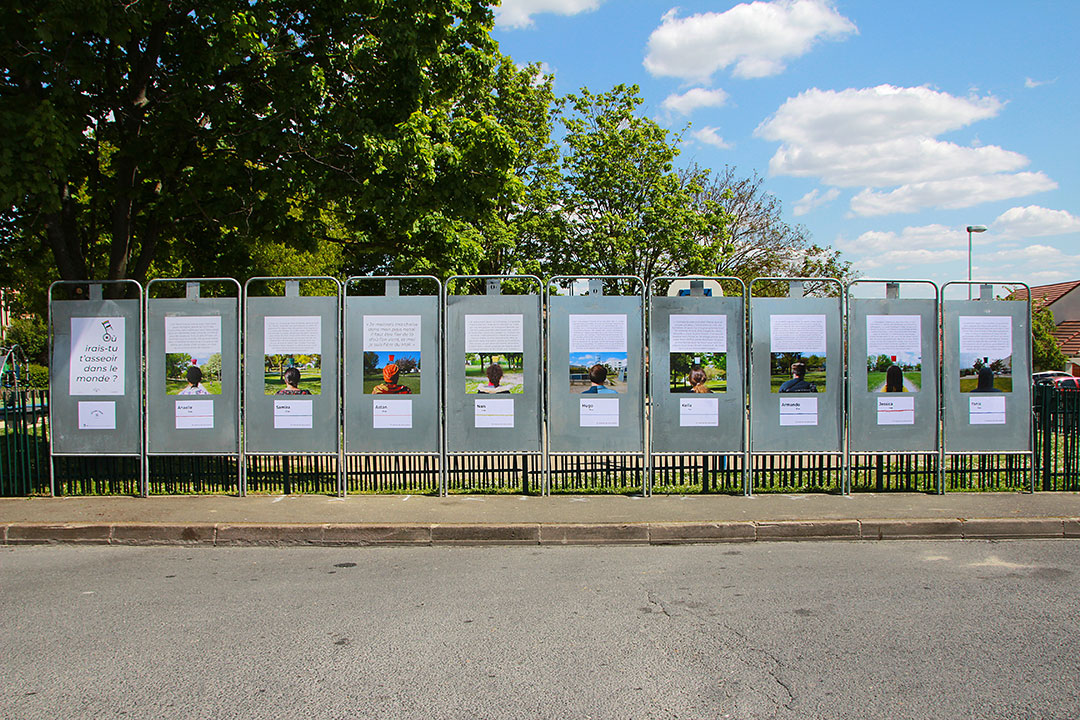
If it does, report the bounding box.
[492,0,1080,289]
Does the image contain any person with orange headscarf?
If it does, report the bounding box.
[372,363,412,394]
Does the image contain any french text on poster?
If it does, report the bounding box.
[669,314,726,353]
[580,398,619,427]
[364,315,421,352]
[465,314,524,354]
[958,316,1012,358]
[679,397,718,427]
[969,396,1006,425]
[866,315,921,356]
[175,400,214,430]
[165,315,222,357]
[475,398,514,428]
[569,314,627,354]
[779,397,818,426]
[78,401,116,430]
[274,399,313,429]
[876,396,914,425]
[373,399,412,429]
[770,315,826,353]
[264,316,321,355]
[70,317,125,396]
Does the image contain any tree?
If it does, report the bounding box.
[1032,303,1066,372]
[516,84,729,283]
[1,1,538,299]
[685,166,853,293]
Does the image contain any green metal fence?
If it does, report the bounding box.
[1,385,1077,496]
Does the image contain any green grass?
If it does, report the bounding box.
[264,372,322,395]
[465,378,524,393]
[866,371,922,392]
[670,378,727,393]
[959,375,1013,392]
[363,372,421,394]
[165,379,222,395]
[770,371,827,393]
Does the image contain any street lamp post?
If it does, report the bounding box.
[967,225,987,299]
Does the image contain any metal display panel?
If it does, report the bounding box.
[547,277,645,457]
[749,278,844,464]
[344,276,441,460]
[444,276,543,456]
[48,280,144,494]
[243,278,341,469]
[942,282,1032,476]
[847,280,939,456]
[146,280,241,465]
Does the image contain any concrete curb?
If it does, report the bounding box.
[3,517,1080,546]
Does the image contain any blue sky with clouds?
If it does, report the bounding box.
[492,0,1080,288]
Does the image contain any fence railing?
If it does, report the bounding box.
[2,386,1077,495]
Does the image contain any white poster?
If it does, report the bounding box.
[779,397,818,426]
[274,399,313,429]
[876,396,914,426]
[78,401,116,430]
[866,315,921,356]
[958,316,1012,357]
[475,398,514,428]
[580,397,619,427]
[264,316,321,355]
[69,317,125,396]
[770,315,827,353]
[669,315,727,353]
[165,315,222,356]
[373,399,413,429]
[969,396,1006,425]
[465,314,524,354]
[679,397,719,427]
[569,314,627,353]
[175,400,214,430]
[363,316,421,352]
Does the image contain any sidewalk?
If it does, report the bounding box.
[3,492,1079,546]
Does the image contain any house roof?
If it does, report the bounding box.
[1009,280,1080,307]
[1054,320,1080,357]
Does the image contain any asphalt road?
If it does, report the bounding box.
[2,541,1078,719]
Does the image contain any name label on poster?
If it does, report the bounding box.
[175,400,214,430]
[374,399,413,429]
[274,399,313,429]
[78,401,116,430]
[580,398,619,427]
[779,397,817,426]
[475,398,514,428]
[969,396,1006,425]
[876,396,914,425]
[679,397,719,427]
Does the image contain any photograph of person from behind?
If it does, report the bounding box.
[778,362,818,393]
[581,364,618,394]
[371,363,412,395]
[178,364,211,395]
[275,367,311,395]
[476,363,512,394]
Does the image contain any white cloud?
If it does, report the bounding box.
[661,88,729,116]
[1025,77,1056,88]
[992,206,1080,239]
[840,224,960,254]
[495,0,604,29]
[756,84,1057,216]
[850,173,1057,216]
[793,188,839,216]
[644,0,856,82]
[691,127,733,149]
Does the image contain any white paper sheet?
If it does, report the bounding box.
[373,399,413,429]
[669,315,727,353]
[78,401,116,430]
[569,314,627,353]
[175,400,214,429]
[679,397,719,427]
[474,398,514,428]
[69,317,125,396]
[363,316,422,352]
[876,396,914,425]
[273,399,313,429]
[779,397,818,426]
[165,315,222,356]
[958,316,1012,358]
[969,396,1006,425]
[580,397,619,427]
[770,315,827,354]
[264,316,321,355]
[866,315,921,356]
[465,314,524,354]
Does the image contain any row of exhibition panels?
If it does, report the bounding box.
[46,275,1033,496]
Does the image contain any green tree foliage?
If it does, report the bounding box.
[5,316,48,362]
[1,0,541,300]
[1033,304,1066,372]
[516,84,729,282]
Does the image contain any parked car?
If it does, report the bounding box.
[1033,371,1074,385]
[1046,376,1080,391]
